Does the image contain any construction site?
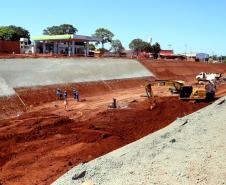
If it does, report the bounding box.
[0,58,226,185]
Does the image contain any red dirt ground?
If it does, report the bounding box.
[0,60,226,185]
[0,53,89,59]
[0,77,152,120]
[0,96,208,185]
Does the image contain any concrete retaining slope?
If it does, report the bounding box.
[0,75,15,96]
[53,97,226,185]
[0,58,153,97]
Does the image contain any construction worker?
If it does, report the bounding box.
[146,83,153,98]
[72,88,77,101]
[112,98,117,108]
[205,82,216,101]
[56,88,63,100]
[76,90,80,102]
[63,90,68,110]
[72,88,80,102]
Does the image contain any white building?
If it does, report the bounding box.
[20,38,32,54]
[31,34,98,56]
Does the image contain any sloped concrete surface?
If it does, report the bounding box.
[0,75,15,96]
[53,97,226,185]
[0,58,153,96]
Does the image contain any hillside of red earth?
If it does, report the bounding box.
[0,96,208,185]
[0,77,152,120]
[140,59,226,97]
[140,59,226,82]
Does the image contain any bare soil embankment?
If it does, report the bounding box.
[0,77,152,119]
[140,59,226,82]
[140,59,226,97]
[0,96,208,185]
[54,96,226,185]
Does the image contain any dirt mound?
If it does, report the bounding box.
[140,60,226,82]
[0,96,26,118]
[55,97,226,185]
[0,97,208,185]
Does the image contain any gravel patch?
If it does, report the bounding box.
[52,97,226,185]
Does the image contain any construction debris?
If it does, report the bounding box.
[72,171,86,180]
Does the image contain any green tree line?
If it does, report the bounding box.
[0,24,161,56]
[0,25,30,41]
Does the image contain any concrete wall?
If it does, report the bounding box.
[0,58,153,97]
[0,75,15,97]
[0,40,20,53]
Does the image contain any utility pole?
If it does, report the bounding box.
[185,44,188,61]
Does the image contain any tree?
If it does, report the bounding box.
[97,48,109,53]
[0,27,15,40]
[89,43,96,51]
[129,39,143,56]
[93,28,114,49]
[151,42,161,59]
[140,41,152,53]
[129,39,151,56]
[111,39,124,54]
[0,25,30,41]
[212,55,218,60]
[43,24,78,35]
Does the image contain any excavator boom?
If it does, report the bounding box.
[145,80,184,97]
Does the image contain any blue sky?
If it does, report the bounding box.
[1,0,226,55]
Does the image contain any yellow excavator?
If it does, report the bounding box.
[145,80,185,98]
[145,80,215,101]
[179,83,216,101]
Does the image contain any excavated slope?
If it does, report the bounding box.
[53,96,226,185]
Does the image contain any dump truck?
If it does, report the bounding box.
[196,72,222,82]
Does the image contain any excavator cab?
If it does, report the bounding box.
[180,86,206,100]
[180,86,193,98]
[169,81,184,93]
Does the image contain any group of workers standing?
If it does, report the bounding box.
[56,88,80,110]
